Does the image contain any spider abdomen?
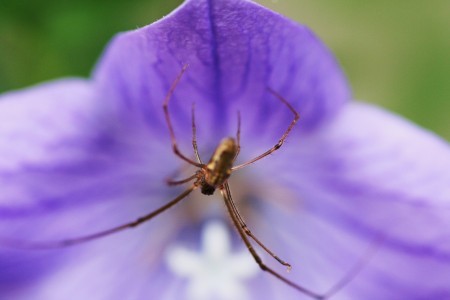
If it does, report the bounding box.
[201,137,237,194]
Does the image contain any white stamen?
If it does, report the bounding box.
[166,220,259,300]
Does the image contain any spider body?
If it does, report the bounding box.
[198,137,238,195]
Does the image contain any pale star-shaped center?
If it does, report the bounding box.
[165,220,260,300]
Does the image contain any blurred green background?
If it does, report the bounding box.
[0,0,448,139]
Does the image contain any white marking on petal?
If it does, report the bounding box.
[202,220,230,259]
[166,220,259,300]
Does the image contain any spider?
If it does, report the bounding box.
[3,64,378,300]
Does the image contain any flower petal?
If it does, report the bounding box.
[0,79,108,221]
[0,79,183,298]
[93,0,350,154]
[255,102,450,298]
[4,0,435,299]
[0,79,99,295]
[0,77,178,225]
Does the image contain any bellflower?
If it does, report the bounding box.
[1,0,449,299]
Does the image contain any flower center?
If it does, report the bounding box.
[165,220,259,300]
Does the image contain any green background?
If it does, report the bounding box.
[1,0,448,140]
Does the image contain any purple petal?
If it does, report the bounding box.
[0,79,181,297]
[0,79,104,218]
[0,79,98,294]
[254,102,450,298]
[2,0,441,299]
[93,0,350,151]
[0,77,179,221]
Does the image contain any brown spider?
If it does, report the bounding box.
[2,64,380,300]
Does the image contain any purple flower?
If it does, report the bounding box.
[1,0,449,299]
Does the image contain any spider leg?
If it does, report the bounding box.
[1,185,197,250]
[163,64,203,167]
[166,173,198,186]
[220,184,323,299]
[222,183,383,299]
[233,110,241,162]
[191,102,203,164]
[232,88,299,171]
[223,183,291,269]
[320,233,384,299]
